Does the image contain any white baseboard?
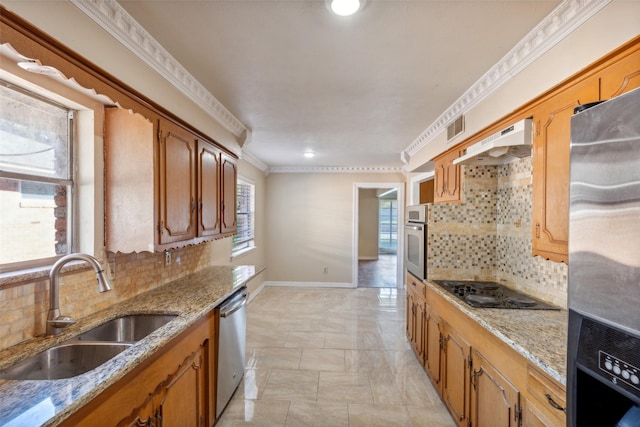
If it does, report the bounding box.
[264,281,356,289]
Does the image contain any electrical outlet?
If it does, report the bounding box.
[323,267,328,274]
[164,250,171,266]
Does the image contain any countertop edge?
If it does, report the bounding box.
[424,279,567,386]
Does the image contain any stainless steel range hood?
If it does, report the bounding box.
[453,119,533,166]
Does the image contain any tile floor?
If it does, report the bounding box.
[216,286,456,426]
[357,254,398,288]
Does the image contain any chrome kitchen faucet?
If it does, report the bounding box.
[46,253,113,336]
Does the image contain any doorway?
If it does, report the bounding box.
[353,182,404,289]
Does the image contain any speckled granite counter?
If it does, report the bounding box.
[425,280,568,386]
[0,265,264,427]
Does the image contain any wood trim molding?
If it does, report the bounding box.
[267,165,404,174]
[404,0,613,158]
[70,0,247,138]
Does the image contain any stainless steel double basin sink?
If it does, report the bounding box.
[0,314,177,381]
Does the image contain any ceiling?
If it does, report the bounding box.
[116,0,560,171]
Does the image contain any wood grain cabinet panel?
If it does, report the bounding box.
[531,77,600,262]
[406,273,426,363]
[159,119,198,244]
[424,304,443,387]
[198,141,222,238]
[221,153,238,235]
[441,324,471,427]
[599,47,640,99]
[434,148,462,203]
[470,349,521,427]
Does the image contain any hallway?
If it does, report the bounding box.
[216,286,455,426]
[357,254,398,288]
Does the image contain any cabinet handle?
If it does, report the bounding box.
[545,393,566,412]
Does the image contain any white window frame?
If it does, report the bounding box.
[231,176,255,257]
[0,66,104,275]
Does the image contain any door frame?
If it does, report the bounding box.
[353,182,405,289]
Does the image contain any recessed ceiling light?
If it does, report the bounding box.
[304,151,315,159]
[330,0,361,16]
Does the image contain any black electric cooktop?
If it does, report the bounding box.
[431,280,560,310]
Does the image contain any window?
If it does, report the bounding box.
[232,177,255,255]
[0,81,74,271]
[378,198,397,254]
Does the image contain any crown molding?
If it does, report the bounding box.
[404,0,612,158]
[239,149,270,175]
[70,0,247,138]
[268,165,404,174]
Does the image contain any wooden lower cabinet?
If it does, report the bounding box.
[406,282,566,427]
[406,273,426,363]
[441,324,471,427]
[60,313,215,427]
[470,349,521,427]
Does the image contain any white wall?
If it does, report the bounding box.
[408,0,640,170]
[265,172,404,285]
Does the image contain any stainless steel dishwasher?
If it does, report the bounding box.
[216,287,248,419]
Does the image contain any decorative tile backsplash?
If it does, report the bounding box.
[427,158,568,308]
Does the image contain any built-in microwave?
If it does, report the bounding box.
[404,205,428,280]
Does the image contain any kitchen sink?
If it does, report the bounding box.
[75,314,177,343]
[0,342,132,380]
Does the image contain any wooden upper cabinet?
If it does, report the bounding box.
[158,119,198,244]
[221,153,238,235]
[531,77,600,262]
[434,148,462,203]
[198,141,222,238]
[599,47,640,99]
[104,109,238,252]
[105,108,156,253]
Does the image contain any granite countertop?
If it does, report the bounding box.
[425,280,568,386]
[0,264,264,427]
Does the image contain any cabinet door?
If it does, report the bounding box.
[523,400,563,427]
[221,153,237,235]
[434,149,462,203]
[470,350,521,427]
[600,48,640,99]
[406,291,415,346]
[424,305,442,387]
[198,141,222,237]
[442,324,470,427]
[532,78,599,262]
[159,120,197,244]
[415,296,426,363]
[157,346,207,427]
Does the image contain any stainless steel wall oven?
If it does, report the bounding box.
[404,205,427,280]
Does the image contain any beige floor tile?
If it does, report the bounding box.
[317,372,373,404]
[247,328,288,348]
[345,349,396,373]
[368,369,440,407]
[246,347,302,370]
[284,401,349,427]
[347,403,413,427]
[283,331,326,348]
[406,404,458,427]
[324,331,359,349]
[215,399,290,426]
[261,369,319,401]
[235,368,271,400]
[299,348,345,372]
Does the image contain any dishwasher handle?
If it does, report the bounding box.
[219,290,248,318]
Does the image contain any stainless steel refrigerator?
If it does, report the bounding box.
[567,87,640,427]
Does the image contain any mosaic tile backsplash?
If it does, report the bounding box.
[427,157,568,308]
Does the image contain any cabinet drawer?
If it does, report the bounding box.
[527,365,566,425]
[407,275,426,297]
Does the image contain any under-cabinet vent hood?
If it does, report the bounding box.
[453,118,533,166]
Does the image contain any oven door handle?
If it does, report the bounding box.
[405,224,424,231]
